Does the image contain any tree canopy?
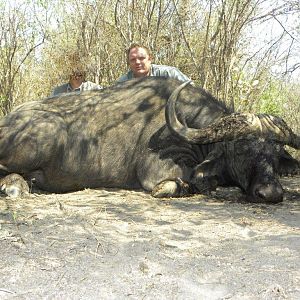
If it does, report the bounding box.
[0,0,299,133]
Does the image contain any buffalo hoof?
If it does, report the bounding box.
[152,178,190,198]
[249,183,283,204]
[0,174,30,198]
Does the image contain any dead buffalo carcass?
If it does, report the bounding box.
[0,77,299,203]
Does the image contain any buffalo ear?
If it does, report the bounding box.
[191,144,225,192]
[278,149,300,176]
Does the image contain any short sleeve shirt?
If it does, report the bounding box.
[116,64,192,83]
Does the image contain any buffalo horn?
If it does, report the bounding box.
[166,81,300,149]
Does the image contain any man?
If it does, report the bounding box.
[117,44,192,83]
[51,69,102,96]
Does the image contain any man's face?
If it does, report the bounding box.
[128,47,152,78]
[69,71,84,88]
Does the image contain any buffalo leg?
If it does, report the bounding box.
[137,152,193,198]
[0,173,29,197]
[151,178,191,198]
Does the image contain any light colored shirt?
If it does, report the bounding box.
[51,81,102,96]
[117,64,192,83]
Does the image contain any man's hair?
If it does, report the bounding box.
[126,43,153,62]
[69,68,86,80]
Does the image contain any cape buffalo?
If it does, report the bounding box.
[0,77,299,203]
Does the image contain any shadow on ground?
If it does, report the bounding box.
[0,176,299,299]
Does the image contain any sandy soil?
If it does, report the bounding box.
[0,176,299,300]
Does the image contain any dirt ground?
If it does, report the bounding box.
[0,176,299,300]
